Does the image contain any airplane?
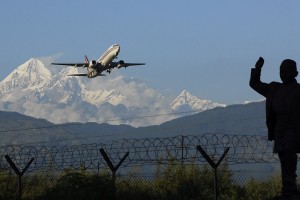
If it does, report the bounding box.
[51,44,145,78]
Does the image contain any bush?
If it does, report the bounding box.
[244,173,281,200]
[36,172,114,200]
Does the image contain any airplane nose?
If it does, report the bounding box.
[116,46,120,54]
[112,44,120,56]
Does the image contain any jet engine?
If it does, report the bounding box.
[117,60,125,68]
[89,60,97,68]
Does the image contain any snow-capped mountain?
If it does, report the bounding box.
[170,90,226,112]
[0,59,51,101]
[0,58,226,127]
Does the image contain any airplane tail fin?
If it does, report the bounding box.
[84,55,89,64]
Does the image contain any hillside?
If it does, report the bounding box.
[0,101,266,146]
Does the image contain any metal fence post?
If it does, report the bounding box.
[4,155,34,200]
[196,146,230,200]
[181,135,184,165]
[99,148,129,199]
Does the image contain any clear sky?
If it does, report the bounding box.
[1,1,300,105]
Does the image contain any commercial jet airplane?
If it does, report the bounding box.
[51,44,145,78]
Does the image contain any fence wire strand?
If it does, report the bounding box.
[0,133,276,171]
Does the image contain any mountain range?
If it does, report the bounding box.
[0,58,226,127]
[0,100,266,146]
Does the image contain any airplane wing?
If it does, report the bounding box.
[51,63,89,68]
[110,61,145,69]
[122,63,146,67]
[67,73,106,77]
[67,73,88,76]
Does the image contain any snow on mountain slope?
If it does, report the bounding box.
[0,58,52,102]
[0,58,226,126]
[170,90,226,112]
[1,58,52,90]
[83,89,125,105]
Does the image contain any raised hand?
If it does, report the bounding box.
[255,57,264,69]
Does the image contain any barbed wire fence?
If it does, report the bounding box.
[0,133,276,170]
[0,133,283,200]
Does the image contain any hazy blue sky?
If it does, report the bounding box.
[1,1,300,104]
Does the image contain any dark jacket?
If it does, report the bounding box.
[249,68,300,152]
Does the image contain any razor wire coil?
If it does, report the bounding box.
[0,133,276,172]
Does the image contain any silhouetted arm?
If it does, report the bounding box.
[249,58,270,97]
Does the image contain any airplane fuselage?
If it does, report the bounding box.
[87,44,120,78]
[98,44,120,66]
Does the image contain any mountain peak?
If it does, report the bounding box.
[170,90,226,112]
[26,58,42,66]
[0,58,52,94]
[177,90,194,101]
[17,58,52,76]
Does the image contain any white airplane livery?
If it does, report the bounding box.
[51,44,145,78]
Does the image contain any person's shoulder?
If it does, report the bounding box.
[270,81,281,86]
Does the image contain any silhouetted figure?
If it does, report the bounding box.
[250,57,300,200]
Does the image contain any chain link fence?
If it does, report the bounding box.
[0,133,292,200]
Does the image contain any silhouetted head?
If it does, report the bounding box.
[280,59,298,84]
